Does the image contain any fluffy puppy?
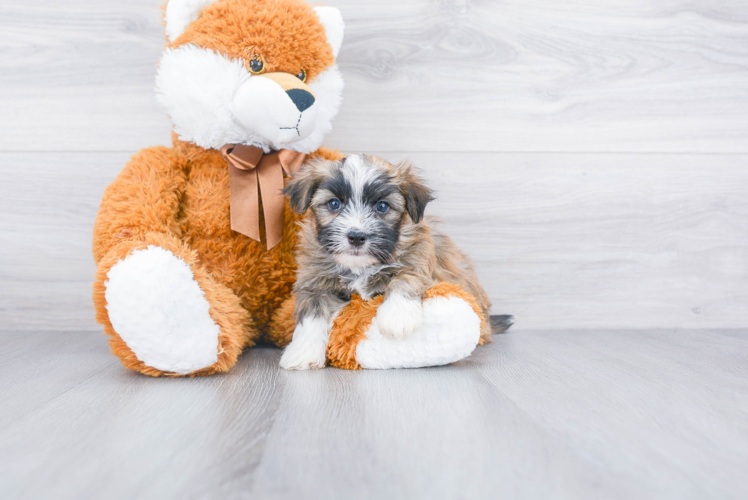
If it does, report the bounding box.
[279,154,493,370]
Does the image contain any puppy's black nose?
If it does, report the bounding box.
[347,230,367,247]
[286,89,315,112]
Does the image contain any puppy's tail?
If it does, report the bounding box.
[490,315,515,334]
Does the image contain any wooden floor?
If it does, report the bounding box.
[1,329,747,499]
[2,0,748,498]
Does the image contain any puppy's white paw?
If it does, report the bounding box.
[280,342,326,370]
[375,292,424,340]
[280,317,331,370]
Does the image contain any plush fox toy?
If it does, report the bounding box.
[92,0,492,376]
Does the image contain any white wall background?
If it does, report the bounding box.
[1,0,747,331]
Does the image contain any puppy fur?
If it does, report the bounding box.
[279,155,492,369]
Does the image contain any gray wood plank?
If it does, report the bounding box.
[472,329,748,499]
[401,151,748,330]
[0,329,746,499]
[2,0,748,152]
[0,330,117,429]
[2,151,746,331]
[251,329,748,500]
[0,0,172,152]
[0,152,130,331]
[0,333,286,500]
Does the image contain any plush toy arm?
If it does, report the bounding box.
[92,146,186,264]
[271,283,486,370]
[329,283,485,369]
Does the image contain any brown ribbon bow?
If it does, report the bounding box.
[220,144,306,250]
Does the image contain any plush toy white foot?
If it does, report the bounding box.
[104,245,220,375]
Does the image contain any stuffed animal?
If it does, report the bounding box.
[92,0,500,376]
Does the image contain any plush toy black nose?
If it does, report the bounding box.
[286,89,315,112]
[347,230,367,247]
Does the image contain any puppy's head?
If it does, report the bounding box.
[285,154,434,268]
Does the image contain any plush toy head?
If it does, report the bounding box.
[156,0,345,153]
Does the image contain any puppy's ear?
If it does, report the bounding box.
[394,161,435,223]
[283,158,332,214]
[284,171,318,215]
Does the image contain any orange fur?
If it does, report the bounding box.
[267,296,297,348]
[168,0,334,82]
[326,295,384,370]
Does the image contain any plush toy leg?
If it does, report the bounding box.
[266,296,296,348]
[93,232,253,377]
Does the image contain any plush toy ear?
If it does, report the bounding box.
[165,0,217,42]
[313,6,345,58]
[395,162,435,224]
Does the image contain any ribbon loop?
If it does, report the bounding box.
[221,144,264,171]
[277,149,308,176]
[221,144,306,250]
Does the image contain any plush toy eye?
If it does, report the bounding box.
[376,201,390,214]
[249,57,264,74]
[297,69,307,82]
[327,198,341,211]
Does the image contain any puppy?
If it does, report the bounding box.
[279,154,495,370]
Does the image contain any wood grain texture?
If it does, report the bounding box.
[2,151,746,331]
[0,152,128,331]
[401,151,748,329]
[0,329,746,499]
[1,0,747,152]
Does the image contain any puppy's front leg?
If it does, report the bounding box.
[280,293,344,370]
[375,278,426,340]
[279,317,332,370]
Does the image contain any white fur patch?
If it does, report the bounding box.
[313,6,345,58]
[375,292,424,340]
[334,253,378,272]
[356,296,481,369]
[342,154,379,201]
[231,74,319,146]
[155,44,344,153]
[104,245,220,374]
[156,45,252,150]
[288,65,344,153]
[165,0,216,42]
[280,316,334,370]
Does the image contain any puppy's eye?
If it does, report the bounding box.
[375,201,390,214]
[249,57,264,74]
[327,198,341,211]
[297,69,307,82]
